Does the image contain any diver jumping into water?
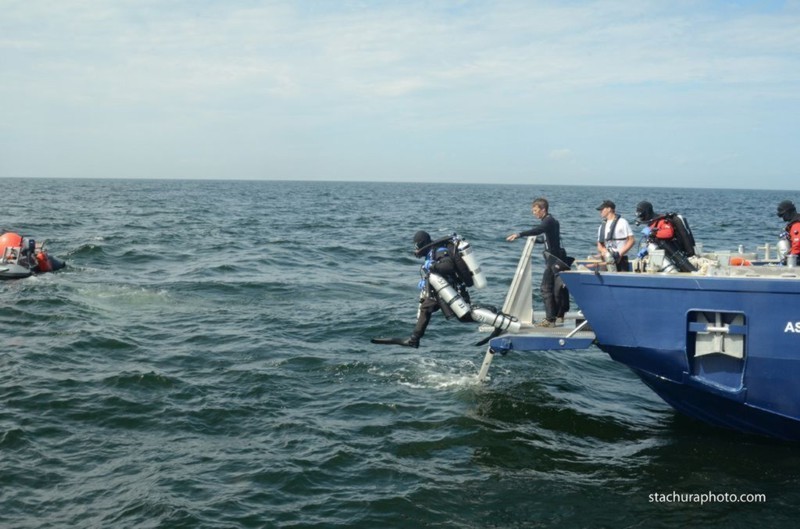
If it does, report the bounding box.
[371,230,519,348]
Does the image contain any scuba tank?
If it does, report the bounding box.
[663,244,695,272]
[778,238,790,260]
[777,236,793,266]
[646,242,678,273]
[669,214,697,257]
[456,239,487,289]
[419,233,487,288]
[428,273,471,318]
[428,273,520,332]
[470,306,521,333]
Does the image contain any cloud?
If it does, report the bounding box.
[5,2,799,109]
[549,149,573,161]
[1,1,799,185]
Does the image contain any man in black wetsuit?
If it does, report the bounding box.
[506,197,567,327]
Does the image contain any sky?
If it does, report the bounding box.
[2,0,799,188]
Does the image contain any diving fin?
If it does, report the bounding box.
[475,327,504,347]
[371,337,419,348]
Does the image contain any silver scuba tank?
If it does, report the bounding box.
[457,239,487,289]
[428,273,471,318]
[778,238,797,267]
[778,238,790,258]
[470,307,521,333]
[647,242,678,273]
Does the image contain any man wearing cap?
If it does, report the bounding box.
[596,200,634,272]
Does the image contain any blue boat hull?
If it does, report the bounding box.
[559,271,800,440]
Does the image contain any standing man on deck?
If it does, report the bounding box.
[506,197,568,327]
[596,200,635,272]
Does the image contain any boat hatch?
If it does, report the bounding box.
[686,311,747,396]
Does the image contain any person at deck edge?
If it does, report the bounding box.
[778,200,800,259]
[506,197,565,327]
[596,199,634,272]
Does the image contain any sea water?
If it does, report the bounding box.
[1,178,798,528]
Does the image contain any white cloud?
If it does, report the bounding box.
[1,0,799,186]
[549,149,573,161]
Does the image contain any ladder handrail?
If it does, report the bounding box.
[477,236,536,382]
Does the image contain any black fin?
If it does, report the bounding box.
[475,327,503,347]
[371,337,419,348]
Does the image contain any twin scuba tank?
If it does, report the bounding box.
[425,236,520,333]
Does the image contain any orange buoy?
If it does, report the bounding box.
[0,232,23,253]
[730,256,751,266]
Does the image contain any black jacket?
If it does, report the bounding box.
[519,214,563,255]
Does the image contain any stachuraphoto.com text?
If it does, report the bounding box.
[649,491,766,505]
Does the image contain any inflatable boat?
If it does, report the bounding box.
[0,232,65,280]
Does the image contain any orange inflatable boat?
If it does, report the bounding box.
[0,231,65,279]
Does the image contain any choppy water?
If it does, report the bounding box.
[2,178,799,528]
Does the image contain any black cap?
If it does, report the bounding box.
[777,200,795,218]
[413,230,431,250]
[596,200,615,211]
[636,201,654,222]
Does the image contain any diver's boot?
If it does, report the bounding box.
[404,334,420,348]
